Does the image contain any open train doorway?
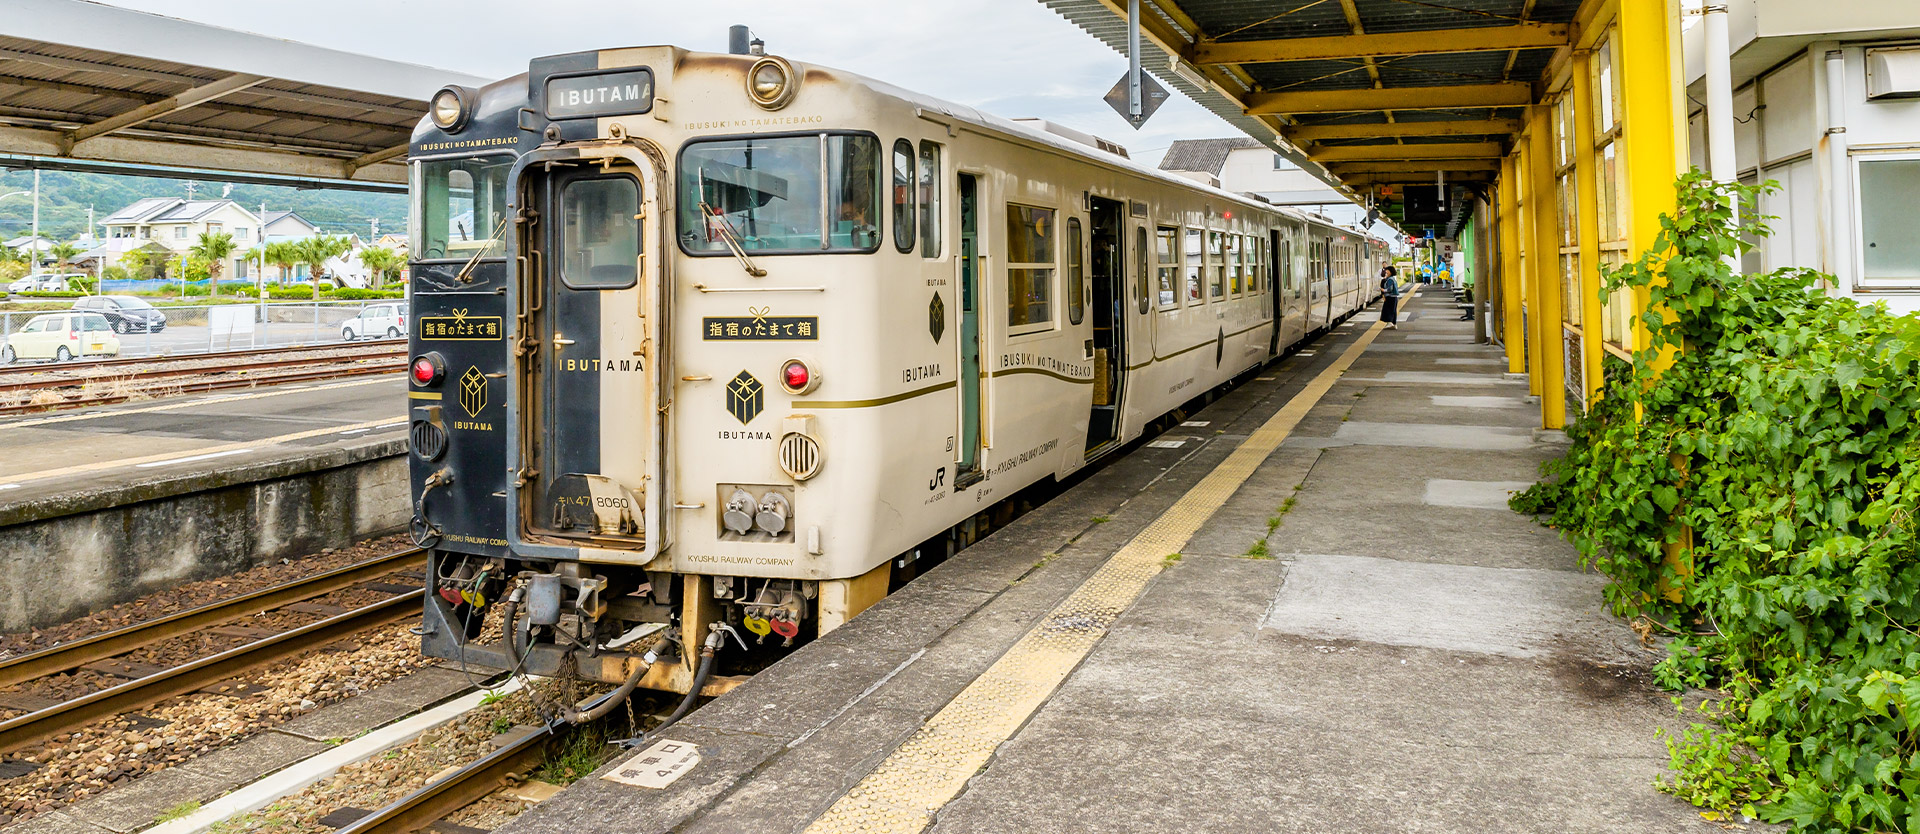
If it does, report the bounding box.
[955,174,984,490]
[1086,196,1126,457]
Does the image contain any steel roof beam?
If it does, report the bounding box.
[1195,23,1569,64]
[1311,142,1505,161]
[1326,159,1503,173]
[0,74,406,133]
[1287,119,1524,140]
[1247,82,1534,114]
[344,143,408,178]
[63,73,266,151]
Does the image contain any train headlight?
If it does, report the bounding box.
[747,57,798,110]
[411,352,445,386]
[429,86,472,132]
[780,357,818,394]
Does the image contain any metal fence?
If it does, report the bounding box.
[0,298,407,363]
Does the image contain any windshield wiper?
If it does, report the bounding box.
[700,201,767,278]
[456,215,511,284]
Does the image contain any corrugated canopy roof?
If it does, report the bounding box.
[0,0,488,190]
[1043,0,1579,227]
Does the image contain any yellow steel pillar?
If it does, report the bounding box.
[1571,50,1606,404]
[1617,0,1688,358]
[1527,105,1566,429]
[1517,148,1545,398]
[1615,0,1691,594]
[1498,156,1525,373]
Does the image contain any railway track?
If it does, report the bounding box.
[0,338,404,380]
[0,548,427,756]
[335,724,555,834]
[0,341,406,414]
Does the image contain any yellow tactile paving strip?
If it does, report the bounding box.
[802,296,1406,834]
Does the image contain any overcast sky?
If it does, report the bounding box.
[94,0,1244,167]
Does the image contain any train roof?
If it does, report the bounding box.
[416,46,1382,243]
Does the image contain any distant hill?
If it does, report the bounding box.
[0,170,408,243]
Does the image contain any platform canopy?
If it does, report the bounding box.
[0,0,489,191]
[1043,0,1576,208]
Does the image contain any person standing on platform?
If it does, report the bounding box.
[1379,263,1401,330]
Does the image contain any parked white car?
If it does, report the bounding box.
[6,273,77,293]
[2,312,120,363]
[341,302,406,340]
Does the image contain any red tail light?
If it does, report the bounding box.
[411,354,444,385]
[780,358,818,394]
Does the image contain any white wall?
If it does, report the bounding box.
[1698,39,1920,312]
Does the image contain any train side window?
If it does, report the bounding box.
[919,141,941,258]
[1183,228,1202,305]
[1207,231,1225,300]
[1066,217,1085,326]
[891,139,915,253]
[1227,234,1243,296]
[1155,226,1178,310]
[1006,204,1055,335]
[559,177,640,289]
[1135,227,1150,315]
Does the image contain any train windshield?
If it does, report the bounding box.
[413,156,511,261]
[678,134,880,254]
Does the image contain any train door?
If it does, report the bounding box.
[1086,196,1126,457]
[1269,229,1286,355]
[955,174,984,489]
[513,149,665,561]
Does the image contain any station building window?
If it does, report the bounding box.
[1156,226,1178,309]
[1005,204,1055,334]
[1858,155,1920,284]
[1067,217,1085,326]
[1590,30,1633,351]
[918,141,941,258]
[892,139,915,253]
[1183,228,1203,304]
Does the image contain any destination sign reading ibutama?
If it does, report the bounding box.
[545,69,654,119]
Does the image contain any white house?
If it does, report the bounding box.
[260,210,320,239]
[99,198,262,277]
[1685,1,1920,312]
[1158,138,1392,235]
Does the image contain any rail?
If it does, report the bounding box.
[0,346,407,413]
[334,724,555,834]
[0,338,404,377]
[0,589,424,756]
[0,548,426,689]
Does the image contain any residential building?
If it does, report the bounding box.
[1159,138,1381,232]
[99,197,262,278]
[260,209,320,239]
[71,238,169,278]
[1685,1,1920,312]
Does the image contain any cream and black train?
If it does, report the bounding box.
[407,46,1386,696]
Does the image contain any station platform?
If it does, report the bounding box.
[0,374,409,632]
[499,290,1719,834]
[0,374,406,518]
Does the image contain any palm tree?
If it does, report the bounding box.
[47,241,82,271]
[358,246,403,287]
[261,241,300,286]
[189,231,236,286]
[296,235,350,296]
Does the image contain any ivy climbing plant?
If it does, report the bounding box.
[1515,172,1920,832]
